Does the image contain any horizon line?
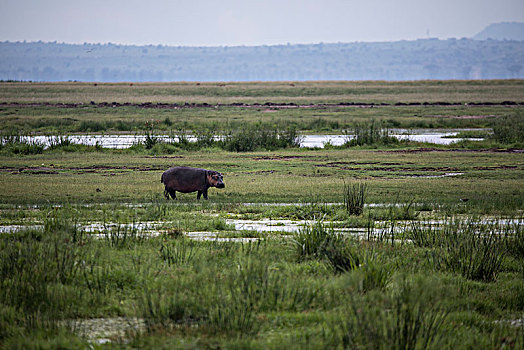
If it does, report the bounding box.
[0,36,501,48]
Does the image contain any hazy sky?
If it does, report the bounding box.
[1,0,523,46]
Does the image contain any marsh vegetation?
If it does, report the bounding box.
[0,81,523,348]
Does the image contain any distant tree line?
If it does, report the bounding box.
[0,39,523,82]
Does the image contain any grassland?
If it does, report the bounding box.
[2,80,524,104]
[1,80,523,134]
[0,81,523,348]
[0,148,522,209]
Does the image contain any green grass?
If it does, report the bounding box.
[0,80,523,348]
[1,210,522,348]
[2,80,524,104]
[1,103,521,135]
[0,147,522,212]
[1,80,523,134]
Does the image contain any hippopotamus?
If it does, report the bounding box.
[161,166,225,200]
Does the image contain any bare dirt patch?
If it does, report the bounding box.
[252,155,322,161]
[379,148,524,154]
[428,115,499,119]
[143,155,184,159]
[314,163,462,173]
[2,101,523,110]
[4,165,165,175]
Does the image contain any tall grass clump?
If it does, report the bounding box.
[344,119,399,147]
[46,135,73,149]
[505,219,524,260]
[168,129,196,151]
[205,258,265,336]
[321,236,362,273]
[159,239,195,266]
[490,114,524,145]
[100,223,144,249]
[292,220,363,273]
[0,134,45,155]
[330,276,448,349]
[348,252,392,292]
[139,125,301,153]
[292,220,333,261]
[343,182,367,216]
[409,218,508,281]
[206,254,319,335]
[0,211,88,334]
[143,131,161,149]
[137,280,206,334]
[137,252,319,337]
[194,128,216,148]
[222,125,301,152]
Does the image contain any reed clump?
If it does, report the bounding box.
[329,276,449,349]
[408,218,511,282]
[343,182,367,216]
[0,134,45,155]
[344,120,399,147]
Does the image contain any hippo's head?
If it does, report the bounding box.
[207,171,225,188]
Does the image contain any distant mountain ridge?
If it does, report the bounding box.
[474,22,524,41]
[1,31,523,82]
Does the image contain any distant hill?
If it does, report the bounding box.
[1,38,523,82]
[474,22,524,41]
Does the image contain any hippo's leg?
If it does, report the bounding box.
[203,189,209,200]
[197,191,202,200]
[165,188,176,200]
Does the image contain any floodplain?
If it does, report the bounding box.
[0,80,523,348]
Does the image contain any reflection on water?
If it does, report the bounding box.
[13,129,485,149]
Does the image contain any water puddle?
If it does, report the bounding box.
[391,130,484,145]
[227,219,372,236]
[1,217,520,241]
[300,130,485,147]
[83,221,163,234]
[12,129,485,149]
[66,317,145,344]
[494,317,524,328]
[228,219,308,233]
[405,172,464,178]
[186,232,260,242]
[0,224,43,233]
